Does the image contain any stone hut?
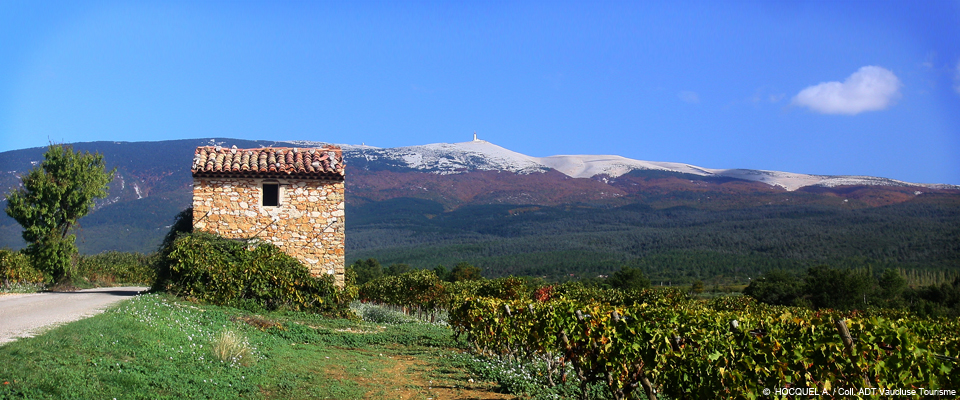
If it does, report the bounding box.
[190,145,346,286]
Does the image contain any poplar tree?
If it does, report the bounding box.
[5,144,115,283]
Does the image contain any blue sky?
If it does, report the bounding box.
[1,1,958,184]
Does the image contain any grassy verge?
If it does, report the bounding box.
[0,293,516,400]
[0,283,44,294]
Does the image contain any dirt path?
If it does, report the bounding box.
[375,353,516,400]
[0,286,147,345]
[322,348,516,400]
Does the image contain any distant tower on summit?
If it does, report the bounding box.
[473,131,478,141]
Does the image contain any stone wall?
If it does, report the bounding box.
[192,177,346,286]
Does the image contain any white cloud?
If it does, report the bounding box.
[791,66,902,115]
[678,90,700,104]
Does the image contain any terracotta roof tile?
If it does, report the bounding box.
[191,145,345,179]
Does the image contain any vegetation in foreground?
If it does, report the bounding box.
[352,270,959,399]
[0,294,517,400]
[0,248,155,292]
[3,203,959,399]
[154,231,352,316]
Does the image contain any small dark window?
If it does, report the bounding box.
[262,183,279,207]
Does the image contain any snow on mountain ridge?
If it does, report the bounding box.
[392,140,547,174]
[289,139,954,191]
[538,154,713,179]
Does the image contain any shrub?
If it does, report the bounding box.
[0,249,46,286]
[742,269,802,306]
[358,269,446,310]
[606,265,650,291]
[449,262,482,282]
[532,285,553,302]
[75,251,157,285]
[350,302,420,324]
[550,281,688,307]
[446,277,531,302]
[153,207,193,291]
[156,231,352,315]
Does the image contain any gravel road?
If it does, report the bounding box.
[0,286,148,345]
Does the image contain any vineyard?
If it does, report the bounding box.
[359,273,960,399]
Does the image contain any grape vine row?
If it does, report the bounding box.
[449,292,959,400]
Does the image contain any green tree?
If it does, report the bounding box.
[5,144,115,283]
[449,262,482,282]
[606,266,650,291]
[905,277,960,318]
[803,265,873,310]
[160,207,194,252]
[742,269,802,306]
[385,263,411,276]
[432,264,449,281]
[347,258,383,286]
[876,268,907,299]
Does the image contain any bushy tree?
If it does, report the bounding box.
[606,266,650,291]
[4,144,114,283]
[160,207,193,251]
[905,277,960,318]
[449,262,482,282]
[347,258,383,286]
[803,265,872,310]
[876,268,907,300]
[385,263,411,276]
[742,269,802,306]
[433,264,450,281]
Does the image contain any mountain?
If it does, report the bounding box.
[302,139,957,191]
[304,139,955,212]
[2,138,958,283]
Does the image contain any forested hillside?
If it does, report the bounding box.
[347,194,960,284]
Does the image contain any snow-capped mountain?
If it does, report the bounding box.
[3,137,959,255]
[289,139,954,192]
[343,140,547,175]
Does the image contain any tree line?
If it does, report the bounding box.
[744,265,960,318]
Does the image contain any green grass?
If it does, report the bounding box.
[0,293,520,400]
